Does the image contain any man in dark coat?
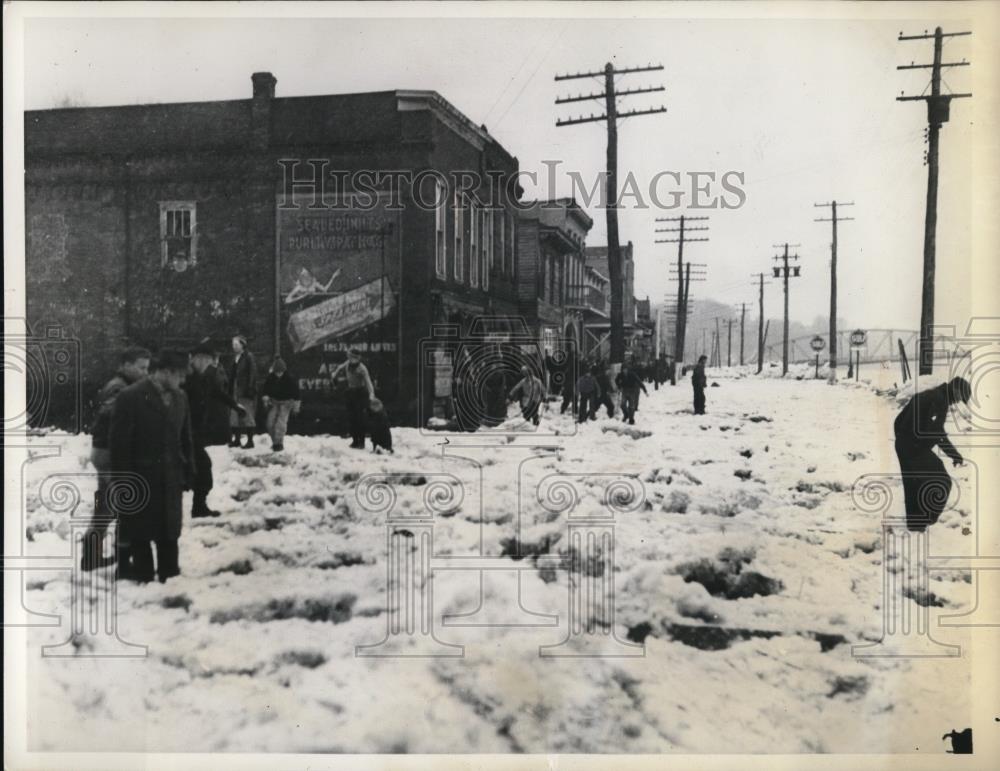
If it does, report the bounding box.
[616,364,649,425]
[593,363,616,419]
[575,368,601,423]
[185,342,246,517]
[82,346,151,571]
[109,349,195,583]
[692,355,708,415]
[894,377,970,531]
[228,335,258,448]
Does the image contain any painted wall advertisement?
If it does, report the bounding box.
[277,194,401,418]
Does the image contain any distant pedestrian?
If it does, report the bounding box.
[185,341,247,518]
[109,349,195,583]
[228,335,258,448]
[509,365,545,426]
[367,397,394,453]
[332,349,375,448]
[561,357,581,415]
[893,377,970,531]
[575,368,600,423]
[593,363,616,419]
[692,355,708,415]
[261,356,301,452]
[82,346,151,572]
[616,364,649,425]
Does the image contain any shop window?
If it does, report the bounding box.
[435,179,447,279]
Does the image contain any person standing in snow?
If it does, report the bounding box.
[185,341,247,518]
[109,349,195,583]
[366,397,393,453]
[82,346,151,571]
[332,349,375,448]
[893,377,970,531]
[575,367,600,423]
[228,335,258,448]
[592,363,616,419]
[615,364,649,425]
[692,355,708,415]
[261,356,300,452]
[509,365,545,426]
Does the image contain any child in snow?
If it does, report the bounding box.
[261,357,300,452]
[366,397,393,453]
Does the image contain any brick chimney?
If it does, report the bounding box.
[251,72,276,151]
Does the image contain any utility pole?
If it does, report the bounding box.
[713,317,723,368]
[556,64,666,365]
[656,215,708,374]
[814,201,854,377]
[772,243,801,376]
[726,318,734,367]
[667,258,706,375]
[739,303,746,366]
[751,272,772,374]
[897,27,971,375]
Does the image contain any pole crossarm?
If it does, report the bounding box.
[898,30,971,41]
[897,93,971,102]
[897,61,969,70]
[655,226,709,233]
[657,237,709,244]
[656,215,709,222]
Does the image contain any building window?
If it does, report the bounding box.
[435,179,447,279]
[453,190,464,283]
[483,208,492,291]
[470,201,479,288]
[498,211,505,276]
[509,215,517,278]
[159,201,197,269]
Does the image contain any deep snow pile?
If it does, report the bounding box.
[18,374,975,753]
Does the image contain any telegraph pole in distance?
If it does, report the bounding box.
[739,302,747,366]
[897,27,971,375]
[726,318,734,367]
[814,201,853,377]
[772,243,801,376]
[751,272,772,374]
[657,215,708,376]
[556,63,666,365]
[667,259,706,377]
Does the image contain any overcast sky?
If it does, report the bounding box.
[22,9,981,331]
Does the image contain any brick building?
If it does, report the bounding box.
[25,72,524,430]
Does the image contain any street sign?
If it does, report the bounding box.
[810,335,826,352]
[850,329,867,348]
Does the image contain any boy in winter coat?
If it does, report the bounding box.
[508,365,546,426]
[366,398,393,453]
[575,369,601,423]
[615,365,649,425]
[261,357,301,452]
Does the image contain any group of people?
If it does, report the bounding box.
[81,337,392,583]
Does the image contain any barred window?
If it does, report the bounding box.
[160,201,197,268]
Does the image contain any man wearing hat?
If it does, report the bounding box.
[228,335,258,448]
[185,341,246,517]
[692,354,708,415]
[894,376,971,531]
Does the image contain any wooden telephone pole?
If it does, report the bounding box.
[738,302,747,366]
[556,63,666,364]
[657,215,708,373]
[897,27,971,375]
[751,273,771,374]
[814,201,854,376]
[772,243,801,376]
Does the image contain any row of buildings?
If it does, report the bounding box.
[24,72,654,430]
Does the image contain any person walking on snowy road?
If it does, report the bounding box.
[228,335,258,448]
[616,364,648,425]
[593,363,616,419]
[509,365,545,426]
[261,356,300,452]
[186,341,246,518]
[109,349,195,583]
[692,355,708,415]
[575,368,600,423]
[82,346,151,572]
[332,349,375,448]
[893,377,970,531]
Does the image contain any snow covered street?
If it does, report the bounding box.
[19,372,977,754]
